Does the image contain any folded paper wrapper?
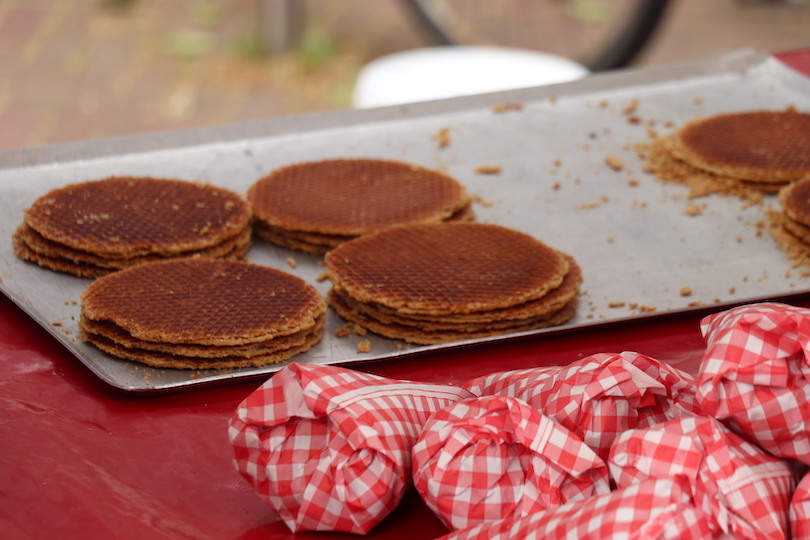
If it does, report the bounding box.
[434,476,713,540]
[463,351,706,461]
[411,395,611,531]
[228,363,473,534]
[697,302,810,465]
[609,416,801,540]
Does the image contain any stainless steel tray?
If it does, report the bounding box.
[2,49,809,394]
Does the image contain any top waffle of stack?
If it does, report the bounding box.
[668,109,810,184]
[13,176,251,277]
[247,158,472,254]
[324,222,581,344]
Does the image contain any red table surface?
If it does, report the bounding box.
[3,51,810,540]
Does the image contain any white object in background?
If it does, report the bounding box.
[352,45,590,108]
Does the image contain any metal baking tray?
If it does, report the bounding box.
[2,49,809,394]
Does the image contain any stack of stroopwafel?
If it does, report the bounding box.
[247,158,473,254]
[639,109,810,200]
[770,178,810,265]
[324,222,581,345]
[13,176,252,278]
[79,258,327,369]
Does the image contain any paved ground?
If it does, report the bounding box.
[0,0,808,151]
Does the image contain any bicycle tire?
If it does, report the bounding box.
[399,0,671,71]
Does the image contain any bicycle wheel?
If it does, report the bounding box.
[399,0,671,71]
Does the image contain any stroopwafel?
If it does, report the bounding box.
[769,178,810,268]
[639,108,810,200]
[247,158,472,254]
[79,258,327,369]
[14,176,252,278]
[324,222,580,345]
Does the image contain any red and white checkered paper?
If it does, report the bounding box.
[227,362,472,534]
[697,302,810,465]
[463,351,705,461]
[411,395,611,531]
[435,476,713,540]
[609,416,801,540]
[791,471,810,540]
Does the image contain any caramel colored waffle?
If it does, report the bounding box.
[325,222,579,344]
[80,259,327,369]
[15,176,251,277]
[640,109,810,200]
[247,158,472,254]
[329,291,577,345]
[668,110,810,184]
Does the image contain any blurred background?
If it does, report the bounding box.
[1,0,809,151]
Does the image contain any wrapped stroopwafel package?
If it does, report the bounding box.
[463,351,705,460]
[411,395,611,531]
[435,476,713,540]
[228,363,473,534]
[609,416,801,540]
[791,471,810,540]
[697,302,810,465]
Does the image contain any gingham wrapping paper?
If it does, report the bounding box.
[435,476,714,540]
[228,362,473,534]
[411,395,611,531]
[608,416,800,540]
[791,471,810,540]
[697,302,810,464]
[463,351,705,461]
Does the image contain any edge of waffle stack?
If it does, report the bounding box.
[769,178,810,267]
[639,108,810,200]
[247,158,473,255]
[13,176,252,278]
[324,222,581,345]
[79,258,327,369]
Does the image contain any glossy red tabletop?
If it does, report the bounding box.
[2,51,810,540]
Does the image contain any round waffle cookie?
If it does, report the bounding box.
[324,222,580,344]
[640,108,810,200]
[14,176,252,278]
[79,258,327,369]
[247,158,472,254]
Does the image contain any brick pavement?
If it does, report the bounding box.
[0,0,808,152]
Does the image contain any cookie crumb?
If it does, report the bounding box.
[475,165,502,175]
[472,194,493,208]
[357,340,371,353]
[622,99,639,115]
[680,286,692,296]
[685,204,702,216]
[352,323,367,336]
[336,328,351,338]
[605,155,624,171]
[433,127,451,148]
[491,102,522,113]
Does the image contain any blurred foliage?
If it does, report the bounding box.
[164,30,217,59]
[565,0,610,25]
[297,27,336,71]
